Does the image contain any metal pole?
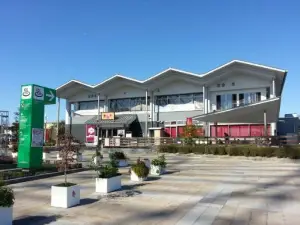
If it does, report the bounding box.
[145,89,148,137]
[96,93,100,163]
[56,98,60,147]
[264,111,267,136]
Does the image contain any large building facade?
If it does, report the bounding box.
[56,60,287,143]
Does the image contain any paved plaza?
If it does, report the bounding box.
[9,152,300,225]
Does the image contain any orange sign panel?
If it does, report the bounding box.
[101,112,115,120]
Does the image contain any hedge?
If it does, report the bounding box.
[158,145,300,159]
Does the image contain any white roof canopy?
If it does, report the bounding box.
[193,98,281,123]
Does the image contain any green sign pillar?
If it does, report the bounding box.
[18,84,56,169]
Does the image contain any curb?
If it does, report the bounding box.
[5,168,91,185]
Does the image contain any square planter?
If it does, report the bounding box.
[11,152,18,159]
[0,207,12,225]
[95,175,122,193]
[150,165,165,175]
[73,154,83,162]
[130,170,147,182]
[118,159,128,167]
[56,154,62,160]
[51,184,80,208]
[143,159,151,169]
[43,152,49,161]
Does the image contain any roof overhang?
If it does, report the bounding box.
[56,60,287,100]
[193,97,281,123]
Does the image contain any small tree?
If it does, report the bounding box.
[56,134,79,186]
[182,124,198,145]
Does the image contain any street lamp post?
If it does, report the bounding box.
[96,93,101,165]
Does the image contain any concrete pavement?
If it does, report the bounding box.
[10,152,300,225]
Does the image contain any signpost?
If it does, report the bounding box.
[18,84,56,169]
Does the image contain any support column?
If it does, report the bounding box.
[150,91,154,128]
[264,111,267,136]
[96,93,100,149]
[272,78,276,98]
[104,95,108,112]
[203,86,206,114]
[65,100,71,134]
[145,89,148,137]
[106,129,108,138]
[271,122,277,136]
[56,97,60,146]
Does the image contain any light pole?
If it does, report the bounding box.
[96,93,101,165]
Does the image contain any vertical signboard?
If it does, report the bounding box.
[86,125,96,143]
[18,84,56,169]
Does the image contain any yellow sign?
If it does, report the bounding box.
[101,112,115,120]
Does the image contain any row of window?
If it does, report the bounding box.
[216,92,261,111]
[78,93,203,112]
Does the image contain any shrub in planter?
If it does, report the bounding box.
[94,159,122,193]
[51,135,80,208]
[0,180,14,225]
[109,151,128,167]
[151,155,167,175]
[131,159,149,181]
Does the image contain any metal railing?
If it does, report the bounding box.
[102,135,300,148]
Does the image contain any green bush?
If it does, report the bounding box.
[109,151,127,160]
[158,144,300,159]
[0,180,14,207]
[151,155,166,168]
[131,161,149,178]
[95,159,119,179]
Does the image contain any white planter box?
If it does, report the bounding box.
[51,184,80,208]
[130,170,147,182]
[118,159,128,167]
[56,154,62,160]
[73,154,83,162]
[143,159,151,169]
[150,165,165,175]
[93,156,102,165]
[95,175,122,193]
[11,152,18,159]
[0,207,12,225]
[43,152,49,161]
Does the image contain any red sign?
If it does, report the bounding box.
[86,124,96,143]
[186,117,193,125]
[101,112,115,120]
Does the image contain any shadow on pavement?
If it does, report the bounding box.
[13,215,60,225]
[79,198,99,206]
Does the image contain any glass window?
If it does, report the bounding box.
[180,94,193,104]
[78,101,102,110]
[168,95,179,104]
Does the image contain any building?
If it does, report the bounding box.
[56,60,287,143]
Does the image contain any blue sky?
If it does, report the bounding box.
[0,0,299,122]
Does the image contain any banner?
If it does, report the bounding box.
[86,125,96,143]
[186,117,193,125]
